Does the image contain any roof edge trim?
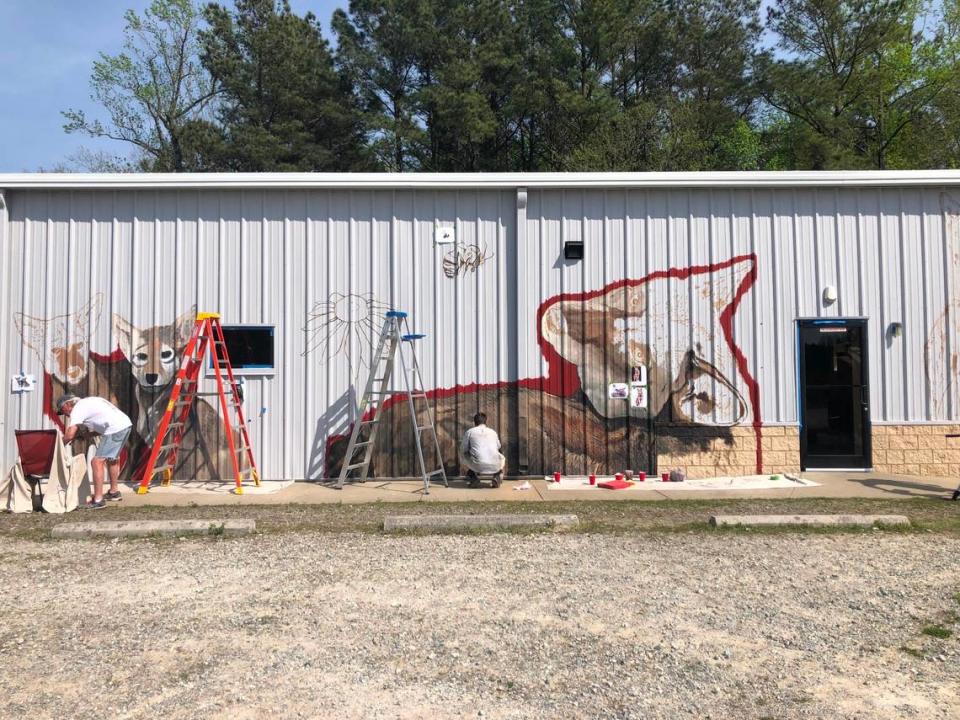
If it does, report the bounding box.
[3,170,960,190]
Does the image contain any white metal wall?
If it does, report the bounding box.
[2,182,959,478]
[519,186,960,429]
[0,189,516,479]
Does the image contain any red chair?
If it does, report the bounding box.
[14,430,58,510]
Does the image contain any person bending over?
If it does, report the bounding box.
[57,394,133,509]
[460,412,505,488]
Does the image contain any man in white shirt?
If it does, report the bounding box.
[460,412,505,488]
[56,394,133,509]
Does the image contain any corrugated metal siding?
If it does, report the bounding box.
[519,186,960,455]
[2,183,959,478]
[1,189,516,479]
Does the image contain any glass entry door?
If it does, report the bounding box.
[798,320,871,469]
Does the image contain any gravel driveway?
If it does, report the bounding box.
[2,531,958,719]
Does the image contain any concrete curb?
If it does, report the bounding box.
[51,519,256,539]
[709,514,910,528]
[384,514,579,532]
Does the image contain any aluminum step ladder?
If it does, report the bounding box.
[337,310,448,494]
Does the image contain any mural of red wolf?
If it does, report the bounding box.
[14,300,238,481]
[327,254,761,478]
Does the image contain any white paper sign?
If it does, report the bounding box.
[608,382,629,399]
[631,365,647,385]
[434,226,456,244]
[11,373,36,393]
[630,382,648,409]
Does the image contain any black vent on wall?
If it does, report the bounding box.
[564,240,584,260]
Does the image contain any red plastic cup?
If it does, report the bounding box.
[638,472,646,482]
[615,473,623,482]
[661,472,669,482]
[589,474,596,485]
[553,471,561,483]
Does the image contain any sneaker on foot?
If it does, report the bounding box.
[952,489,960,501]
[85,499,107,510]
[491,472,502,489]
[105,490,122,501]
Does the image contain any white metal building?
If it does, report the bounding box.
[2,171,960,481]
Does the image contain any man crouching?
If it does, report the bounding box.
[57,394,133,509]
[460,412,505,488]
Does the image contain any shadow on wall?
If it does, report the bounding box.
[309,387,356,480]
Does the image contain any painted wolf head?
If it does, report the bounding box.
[113,306,196,391]
[14,294,104,385]
[539,256,755,425]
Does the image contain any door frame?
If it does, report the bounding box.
[797,318,872,471]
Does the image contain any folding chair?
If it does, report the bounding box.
[14,430,58,511]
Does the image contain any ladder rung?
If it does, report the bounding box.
[352,440,372,447]
[151,464,175,475]
[426,470,445,476]
[416,425,433,431]
[359,418,380,425]
[344,462,368,471]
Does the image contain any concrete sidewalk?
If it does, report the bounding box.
[115,471,960,507]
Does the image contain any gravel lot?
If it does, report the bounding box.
[1,530,958,719]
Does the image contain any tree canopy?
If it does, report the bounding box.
[63,0,960,171]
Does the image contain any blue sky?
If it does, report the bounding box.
[0,0,343,172]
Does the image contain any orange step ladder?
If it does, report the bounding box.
[136,312,261,494]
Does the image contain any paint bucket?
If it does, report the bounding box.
[553,471,561,483]
[589,474,596,485]
[638,472,646,482]
[615,473,623,482]
[661,472,669,482]
[624,470,633,481]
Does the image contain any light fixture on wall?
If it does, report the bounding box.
[889,321,903,338]
[564,240,584,260]
[822,285,838,305]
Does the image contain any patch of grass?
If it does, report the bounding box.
[208,523,226,537]
[953,592,960,607]
[921,624,953,639]
[3,495,959,540]
[900,645,925,659]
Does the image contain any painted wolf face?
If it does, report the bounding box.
[539,258,754,425]
[14,294,103,385]
[113,306,196,391]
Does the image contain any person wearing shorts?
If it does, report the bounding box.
[56,394,133,509]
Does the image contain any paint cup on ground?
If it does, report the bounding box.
[589,474,596,485]
[624,470,633,481]
[661,472,669,482]
[615,473,623,482]
[638,471,646,482]
[553,471,561,483]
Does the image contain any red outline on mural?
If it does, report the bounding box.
[327,253,764,475]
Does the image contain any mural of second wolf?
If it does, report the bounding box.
[14,300,236,481]
[327,254,761,478]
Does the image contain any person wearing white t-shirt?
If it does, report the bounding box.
[460,412,505,488]
[56,394,133,509]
